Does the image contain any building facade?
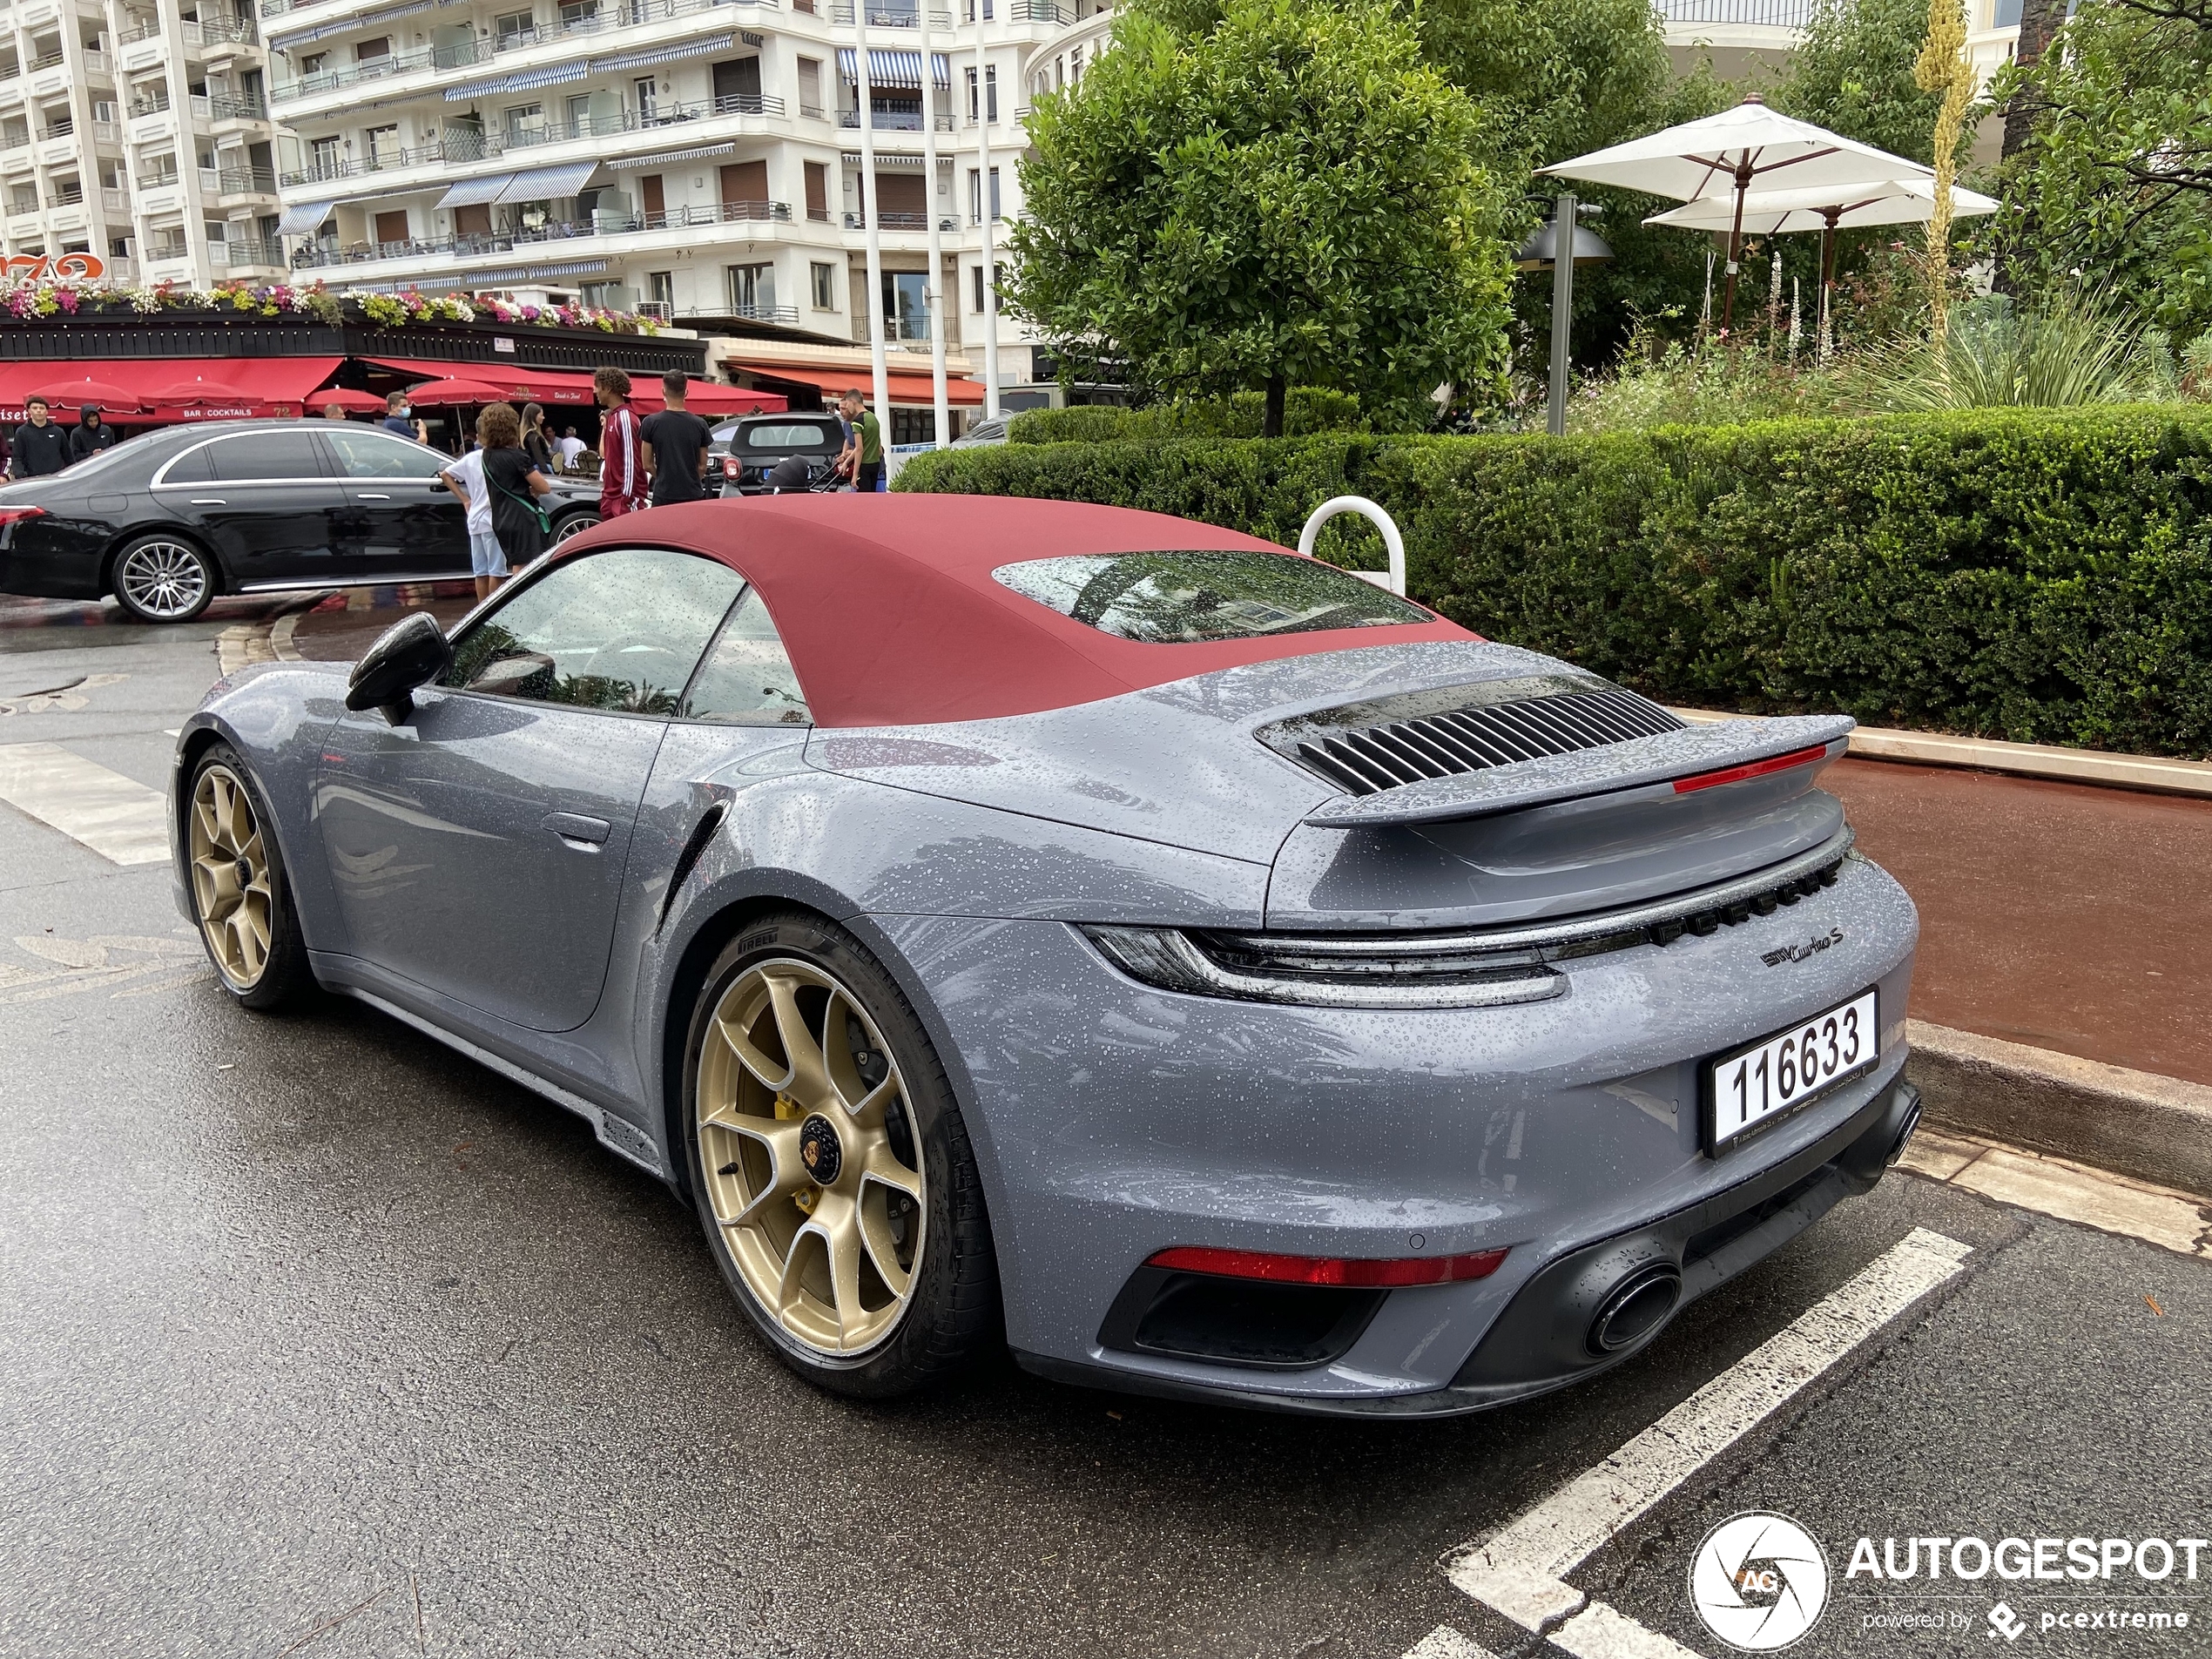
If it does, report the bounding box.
[1,0,285,287]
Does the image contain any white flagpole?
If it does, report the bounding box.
[920,0,949,447]
[853,3,890,445]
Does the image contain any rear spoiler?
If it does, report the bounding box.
[1300,714,1854,827]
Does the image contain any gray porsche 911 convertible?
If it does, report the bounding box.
[171,494,1921,1414]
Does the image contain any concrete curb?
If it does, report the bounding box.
[1905,1020,2212,1199]
[1670,708,2212,799]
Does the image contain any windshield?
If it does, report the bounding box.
[991,550,1430,644]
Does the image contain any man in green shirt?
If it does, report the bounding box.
[839,389,885,493]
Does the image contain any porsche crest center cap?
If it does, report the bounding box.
[798,1115,843,1186]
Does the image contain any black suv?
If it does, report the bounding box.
[712,413,847,496]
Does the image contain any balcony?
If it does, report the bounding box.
[266,0,778,42]
[91,119,119,143]
[1008,0,1070,20]
[215,234,282,266]
[839,110,954,132]
[138,168,180,190]
[724,302,799,324]
[843,209,957,231]
[128,93,169,117]
[27,48,66,71]
[828,4,954,24]
[279,98,789,185]
[1656,0,1814,22]
[191,17,260,45]
[217,165,278,195]
[207,91,267,120]
[50,181,82,204]
[42,116,73,138]
[289,200,794,268]
[101,186,126,212]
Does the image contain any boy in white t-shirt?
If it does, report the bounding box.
[439,442,507,600]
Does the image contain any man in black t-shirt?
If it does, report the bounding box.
[8,397,73,478]
[639,370,713,507]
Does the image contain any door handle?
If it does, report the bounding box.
[189,497,226,504]
[358,491,392,500]
[543,812,610,847]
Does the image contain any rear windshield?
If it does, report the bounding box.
[734,421,840,452]
[992,550,1430,644]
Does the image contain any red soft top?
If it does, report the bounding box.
[556,494,1474,727]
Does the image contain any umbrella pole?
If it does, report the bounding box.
[1548,192,1575,437]
[1818,209,1839,365]
[1720,158,1750,335]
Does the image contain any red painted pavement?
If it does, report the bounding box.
[1827,759,2212,1088]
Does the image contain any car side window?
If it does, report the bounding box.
[678,588,811,725]
[160,443,215,485]
[440,546,745,715]
[324,427,445,479]
[207,432,329,482]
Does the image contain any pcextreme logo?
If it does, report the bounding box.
[1690,1512,1831,1651]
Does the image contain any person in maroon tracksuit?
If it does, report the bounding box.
[594,366,648,518]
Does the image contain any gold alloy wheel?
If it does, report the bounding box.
[698,959,927,1357]
[188,764,274,989]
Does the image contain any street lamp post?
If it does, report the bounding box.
[853,3,891,437]
[919,0,949,448]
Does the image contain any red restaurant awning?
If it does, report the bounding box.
[0,356,344,421]
[732,362,988,407]
[364,358,784,415]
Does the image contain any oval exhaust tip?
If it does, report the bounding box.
[1588,1263,1683,1355]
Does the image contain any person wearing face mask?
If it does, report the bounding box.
[381,390,427,443]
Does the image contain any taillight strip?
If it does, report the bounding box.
[1671,743,1832,794]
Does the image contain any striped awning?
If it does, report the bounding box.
[592,34,734,73]
[274,199,335,235]
[437,174,512,207]
[443,63,590,100]
[840,151,930,170]
[613,143,736,169]
[470,259,610,283]
[835,48,951,91]
[272,0,443,48]
[495,160,600,203]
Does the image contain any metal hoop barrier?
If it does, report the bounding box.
[1297,496,1406,597]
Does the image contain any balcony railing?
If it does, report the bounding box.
[138,168,180,189]
[1655,0,1813,24]
[50,181,82,204]
[215,234,282,266]
[289,201,794,267]
[92,120,121,142]
[1008,0,1070,21]
[217,165,278,194]
[828,3,954,24]
[102,186,126,212]
[43,116,74,138]
[838,109,954,131]
[265,0,778,38]
[199,165,219,191]
[27,48,66,71]
[208,91,266,119]
[279,99,788,183]
[192,17,260,44]
[128,93,169,116]
[724,302,799,324]
[843,209,958,230]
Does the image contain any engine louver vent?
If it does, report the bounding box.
[1295,688,1685,797]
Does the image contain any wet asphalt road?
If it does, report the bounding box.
[3,595,2209,1659]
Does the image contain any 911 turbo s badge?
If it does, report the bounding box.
[1763,927,1844,967]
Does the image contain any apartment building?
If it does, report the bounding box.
[254,0,1113,418]
[0,0,284,287]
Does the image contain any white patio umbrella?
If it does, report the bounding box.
[1541,95,1931,333]
[1643,178,1999,354]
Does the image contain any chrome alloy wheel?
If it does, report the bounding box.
[188,764,273,989]
[116,540,209,620]
[697,958,927,1357]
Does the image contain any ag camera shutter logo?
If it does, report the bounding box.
[1690,1512,1832,1650]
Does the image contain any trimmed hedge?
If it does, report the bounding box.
[896,406,2212,757]
[1007,387,1368,445]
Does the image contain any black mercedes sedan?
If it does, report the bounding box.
[0,421,603,622]
[712,413,846,496]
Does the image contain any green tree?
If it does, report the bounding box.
[1005,0,1515,434]
[1766,0,1956,166]
[1991,0,2212,339]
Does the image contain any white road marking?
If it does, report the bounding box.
[1403,1629,1501,1659]
[1433,1227,1972,1659]
[0,742,171,866]
[1900,1129,2209,1258]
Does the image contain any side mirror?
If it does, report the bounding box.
[346,611,452,724]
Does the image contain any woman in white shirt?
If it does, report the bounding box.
[439,419,507,600]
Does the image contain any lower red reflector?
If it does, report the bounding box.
[1671,744,1831,794]
[1146,1244,1509,1288]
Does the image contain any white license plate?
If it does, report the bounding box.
[1703,989,1878,1152]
